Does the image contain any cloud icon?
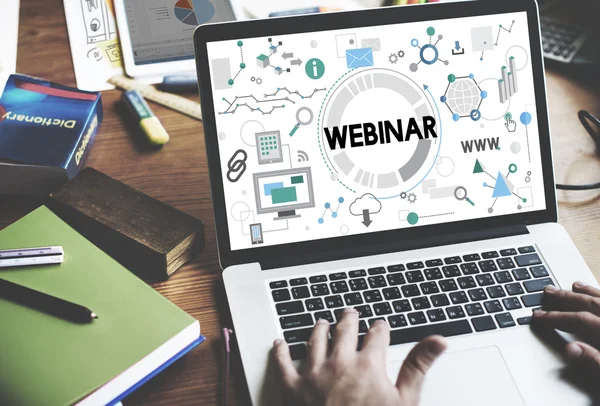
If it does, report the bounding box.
[349,193,382,216]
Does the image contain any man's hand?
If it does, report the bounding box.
[272,308,447,406]
[533,282,600,370]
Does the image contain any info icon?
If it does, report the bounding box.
[305,58,325,80]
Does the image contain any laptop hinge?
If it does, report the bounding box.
[261,224,529,271]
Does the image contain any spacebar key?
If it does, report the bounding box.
[390,320,473,345]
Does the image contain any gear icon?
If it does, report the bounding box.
[251,76,256,82]
[398,50,405,58]
[389,53,399,64]
[400,191,407,199]
[407,193,417,203]
[256,77,263,85]
[525,171,532,183]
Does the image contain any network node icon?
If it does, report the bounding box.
[257,54,270,68]
[318,197,344,224]
[410,27,449,72]
[440,73,487,122]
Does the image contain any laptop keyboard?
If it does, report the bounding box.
[268,245,554,360]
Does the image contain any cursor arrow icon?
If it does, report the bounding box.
[362,209,372,227]
[455,41,461,51]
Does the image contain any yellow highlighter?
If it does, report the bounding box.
[122,90,170,146]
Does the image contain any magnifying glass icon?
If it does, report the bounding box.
[454,186,475,206]
[289,107,314,136]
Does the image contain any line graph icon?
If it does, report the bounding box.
[318,197,344,224]
[218,87,325,115]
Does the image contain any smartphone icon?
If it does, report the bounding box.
[250,223,263,244]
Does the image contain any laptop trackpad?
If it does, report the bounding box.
[388,346,524,406]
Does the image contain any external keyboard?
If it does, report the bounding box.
[268,245,554,360]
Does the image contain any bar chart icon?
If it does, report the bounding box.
[498,56,519,103]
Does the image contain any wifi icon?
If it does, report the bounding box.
[297,150,309,163]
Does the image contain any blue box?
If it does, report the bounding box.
[0,74,102,195]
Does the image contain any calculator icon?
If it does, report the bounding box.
[255,131,284,165]
[250,223,264,244]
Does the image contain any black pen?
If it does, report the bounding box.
[0,278,97,323]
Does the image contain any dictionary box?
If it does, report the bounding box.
[0,74,102,195]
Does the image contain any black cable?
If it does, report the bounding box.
[555,110,600,191]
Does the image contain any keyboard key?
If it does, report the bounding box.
[407,261,425,270]
[505,283,524,296]
[444,256,462,264]
[461,263,479,275]
[482,251,499,259]
[382,287,402,300]
[272,289,291,302]
[389,314,408,328]
[431,293,450,307]
[290,278,308,286]
[446,305,466,319]
[494,271,513,284]
[424,268,443,280]
[476,274,494,287]
[517,316,532,325]
[314,310,334,323]
[478,260,498,273]
[389,320,472,345]
[368,275,387,288]
[277,301,305,315]
[305,298,324,311]
[280,313,313,329]
[387,273,406,286]
[392,299,412,313]
[426,259,444,267]
[363,290,383,303]
[310,275,327,283]
[496,258,516,270]
[450,291,469,304]
[439,279,458,292]
[465,303,484,316]
[500,248,518,257]
[484,300,503,313]
[284,328,312,343]
[408,311,427,325]
[424,308,444,321]
[487,286,506,299]
[524,278,554,293]
[359,320,369,334]
[406,271,425,283]
[518,246,536,254]
[420,281,439,295]
[368,318,386,327]
[311,283,330,297]
[373,302,393,316]
[368,267,386,275]
[463,254,481,262]
[330,281,349,294]
[468,288,488,301]
[402,284,421,297]
[329,272,347,281]
[472,316,497,332]
[495,313,516,328]
[344,292,364,306]
[442,265,461,278]
[502,297,522,310]
[513,267,534,280]
[355,305,373,319]
[458,276,476,289]
[349,270,367,278]
[411,297,431,310]
[334,309,346,321]
[350,278,368,291]
[325,295,344,308]
[515,254,542,267]
[531,266,549,278]
[387,264,405,273]
[289,343,307,360]
[270,280,287,289]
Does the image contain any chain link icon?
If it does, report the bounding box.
[227,149,248,183]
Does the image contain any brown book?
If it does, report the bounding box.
[47,168,204,281]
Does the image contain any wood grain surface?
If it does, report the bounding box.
[1,1,599,405]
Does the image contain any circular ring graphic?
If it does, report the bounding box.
[470,109,482,121]
[239,120,265,147]
[509,163,518,174]
[230,201,251,222]
[420,44,439,65]
[505,45,529,71]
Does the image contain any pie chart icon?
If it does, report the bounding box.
[174,0,215,26]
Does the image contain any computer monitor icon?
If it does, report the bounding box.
[253,167,315,221]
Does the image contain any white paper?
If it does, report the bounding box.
[0,0,20,96]
[63,0,124,91]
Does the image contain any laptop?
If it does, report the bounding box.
[194,1,598,404]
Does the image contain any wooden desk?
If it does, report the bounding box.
[2,1,599,404]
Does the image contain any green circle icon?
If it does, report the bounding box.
[237,41,243,46]
[407,212,419,225]
[427,27,436,36]
[306,58,325,80]
[448,74,456,83]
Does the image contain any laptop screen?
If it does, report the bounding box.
[206,10,546,252]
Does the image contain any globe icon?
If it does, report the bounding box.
[440,74,487,121]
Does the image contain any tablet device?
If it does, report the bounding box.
[114,0,236,82]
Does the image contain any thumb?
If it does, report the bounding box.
[565,341,600,371]
[396,336,447,402]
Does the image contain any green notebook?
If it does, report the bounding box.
[0,206,200,406]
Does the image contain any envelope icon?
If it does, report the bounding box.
[361,38,381,52]
[346,48,374,69]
